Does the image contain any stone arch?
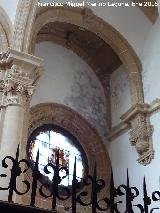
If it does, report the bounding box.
[28,103,111,191]
[0,6,12,52]
[13,2,154,165]
[13,2,143,106]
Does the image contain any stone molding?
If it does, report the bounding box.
[0,48,43,107]
[121,103,154,166]
[108,99,160,139]
[28,103,111,193]
[12,0,37,52]
[0,24,9,53]
[149,98,160,115]
[0,6,12,52]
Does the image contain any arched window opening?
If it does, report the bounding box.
[27,124,87,187]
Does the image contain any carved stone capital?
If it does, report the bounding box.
[121,103,154,166]
[0,48,43,107]
[3,79,35,106]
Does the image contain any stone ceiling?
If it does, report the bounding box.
[36,22,122,88]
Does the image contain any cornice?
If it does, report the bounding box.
[120,103,150,123]
[108,99,160,141]
[8,48,43,68]
[148,98,160,115]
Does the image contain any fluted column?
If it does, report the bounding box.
[0,49,42,201]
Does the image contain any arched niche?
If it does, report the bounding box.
[13,2,143,105]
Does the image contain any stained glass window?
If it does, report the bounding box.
[27,124,86,186]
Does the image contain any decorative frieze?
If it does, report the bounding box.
[121,104,154,166]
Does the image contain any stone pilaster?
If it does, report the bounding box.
[0,48,43,201]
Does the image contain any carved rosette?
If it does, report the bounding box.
[0,49,43,107]
[121,104,154,166]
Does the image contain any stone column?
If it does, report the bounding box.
[0,49,42,201]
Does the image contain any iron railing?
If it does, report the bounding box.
[0,145,160,212]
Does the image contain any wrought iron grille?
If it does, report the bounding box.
[0,145,160,213]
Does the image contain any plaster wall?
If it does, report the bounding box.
[31,41,108,142]
[110,65,131,127]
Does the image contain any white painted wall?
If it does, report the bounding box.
[110,65,131,127]
[108,17,160,211]
[0,0,19,24]
[108,111,160,211]
[32,41,108,142]
[142,17,160,104]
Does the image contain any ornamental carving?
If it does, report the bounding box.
[3,80,34,106]
[0,51,10,66]
[28,103,111,196]
[121,104,154,166]
[0,49,43,107]
[130,114,154,165]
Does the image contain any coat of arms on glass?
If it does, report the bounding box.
[27,124,86,186]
